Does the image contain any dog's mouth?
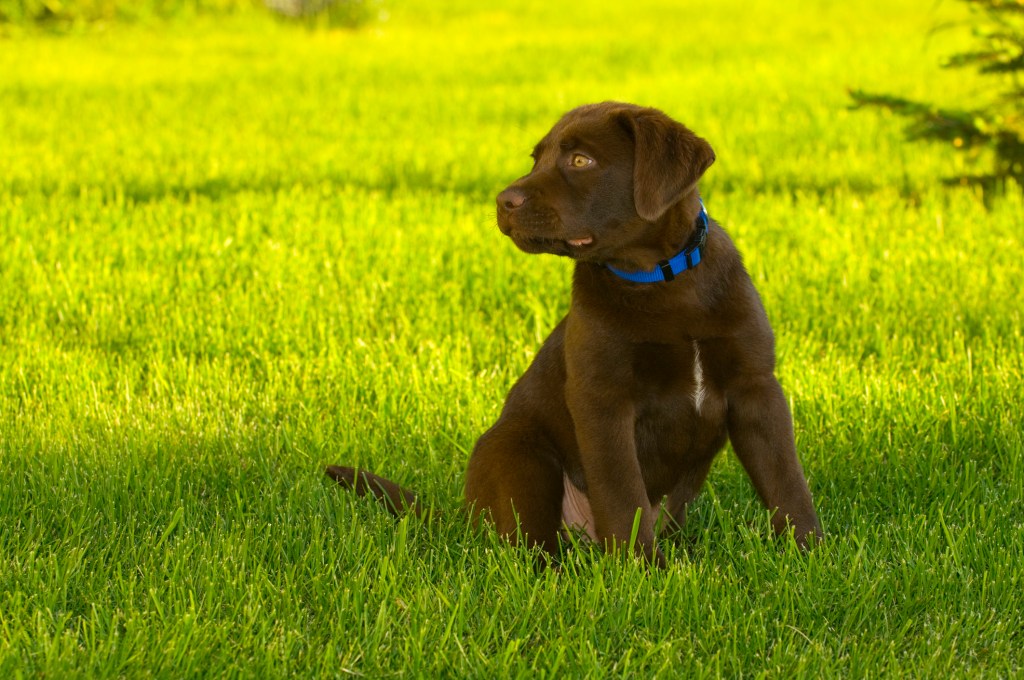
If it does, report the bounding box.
[498,210,595,256]
[526,235,593,248]
[512,232,595,255]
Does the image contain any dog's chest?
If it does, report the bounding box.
[632,340,713,413]
[631,340,727,467]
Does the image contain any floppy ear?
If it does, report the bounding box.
[618,108,716,222]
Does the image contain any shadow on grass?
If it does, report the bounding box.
[716,174,879,195]
[11,171,508,206]
[10,164,923,209]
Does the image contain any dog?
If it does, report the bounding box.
[327,102,822,565]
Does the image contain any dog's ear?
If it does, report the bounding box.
[617,108,715,222]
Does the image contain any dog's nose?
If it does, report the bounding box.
[497,187,528,211]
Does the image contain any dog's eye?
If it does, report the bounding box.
[570,153,594,168]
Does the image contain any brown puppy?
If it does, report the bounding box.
[327,102,822,564]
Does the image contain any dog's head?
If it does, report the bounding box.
[496,102,715,266]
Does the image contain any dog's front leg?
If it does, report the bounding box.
[567,392,663,565]
[564,322,663,565]
[727,374,823,547]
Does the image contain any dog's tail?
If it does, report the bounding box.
[324,465,427,519]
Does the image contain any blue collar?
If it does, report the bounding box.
[605,202,709,283]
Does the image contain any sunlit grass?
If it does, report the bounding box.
[1,0,1022,676]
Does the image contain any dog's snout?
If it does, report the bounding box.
[497,187,528,211]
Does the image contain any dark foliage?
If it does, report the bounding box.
[850,0,1024,189]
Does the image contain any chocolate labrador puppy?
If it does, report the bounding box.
[327,102,822,564]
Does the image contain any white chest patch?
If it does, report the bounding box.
[692,340,706,415]
[561,474,598,541]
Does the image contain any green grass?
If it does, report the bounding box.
[2,0,1023,676]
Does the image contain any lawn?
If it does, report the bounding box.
[1,0,1022,676]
